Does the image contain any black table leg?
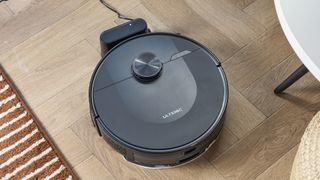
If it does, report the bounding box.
[274,64,309,94]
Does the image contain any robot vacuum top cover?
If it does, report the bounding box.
[90,32,228,152]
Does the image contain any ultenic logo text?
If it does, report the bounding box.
[162,108,183,119]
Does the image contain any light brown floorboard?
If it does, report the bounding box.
[226,0,256,10]
[256,145,298,180]
[243,54,317,117]
[4,0,44,15]
[35,73,93,137]
[0,0,90,55]
[74,155,115,180]
[213,103,314,180]
[6,41,99,109]
[224,85,266,138]
[204,127,239,162]
[223,24,293,92]
[185,0,265,47]
[53,128,92,167]
[281,78,320,115]
[244,0,278,28]
[0,3,13,24]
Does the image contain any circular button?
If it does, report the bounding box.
[132,52,163,82]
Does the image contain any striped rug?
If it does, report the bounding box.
[0,67,77,179]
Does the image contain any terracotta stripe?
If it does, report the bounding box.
[0,88,14,100]
[0,128,37,154]
[32,160,63,179]
[0,132,42,164]
[0,111,27,131]
[11,151,57,179]
[0,67,77,179]
[0,82,8,90]
[51,168,71,180]
[2,148,52,179]
[0,80,7,88]
[0,122,36,150]
[0,107,25,126]
[0,141,50,175]
[0,98,20,114]
[0,115,32,137]
[0,85,9,94]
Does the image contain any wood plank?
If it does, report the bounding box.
[74,156,115,180]
[213,103,314,180]
[278,79,320,116]
[223,24,293,92]
[0,0,132,107]
[204,127,239,162]
[244,0,278,28]
[256,146,298,180]
[141,0,241,61]
[4,0,41,15]
[53,128,92,167]
[0,0,89,55]
[9,41,99,109]
[71,115,170,180]
[0,0,140,78]
[0,3,13,24]
[34,53,96,137]
[243,54,317,117]
[185,0,265,47]
[223,86,266,138]
[225,0,256,10]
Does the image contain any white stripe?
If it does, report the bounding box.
[0,84,9,94]
[0,102,21,119]
[0,94,16,107]
[0,119,33,143]
[44,165,65,180]
[0,111,28,131]
[0,76,3,81]
[2,147,52,180]
[0,137,45,168]
[66,175,72,180]
[0,128,38,155]
[22,157,59,180]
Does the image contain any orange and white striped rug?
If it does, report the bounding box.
[0,67,77,179]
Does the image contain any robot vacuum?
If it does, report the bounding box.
[89,32,228,168]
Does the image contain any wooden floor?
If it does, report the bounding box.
[0,0,319,179]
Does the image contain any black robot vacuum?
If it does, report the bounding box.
[89,30,228,168]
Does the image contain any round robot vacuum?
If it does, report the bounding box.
[89,32,228,168]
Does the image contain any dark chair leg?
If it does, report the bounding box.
[274,64,309,94]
